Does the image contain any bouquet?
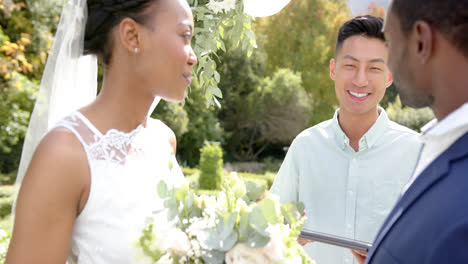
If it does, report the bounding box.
[137,173,316,264]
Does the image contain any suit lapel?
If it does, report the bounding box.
[367,132,468,262]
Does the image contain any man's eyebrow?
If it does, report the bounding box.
[342,55,385,64]
[369,58,386,64]
[343,55,359,62]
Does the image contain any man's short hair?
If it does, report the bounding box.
[335,15,385,55]
[391,0,468,58]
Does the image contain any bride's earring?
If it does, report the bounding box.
[134,47,139,53]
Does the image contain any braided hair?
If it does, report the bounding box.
[84,0,157,65]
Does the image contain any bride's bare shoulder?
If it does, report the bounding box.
[24,126,90,189]
[39,126,86,160]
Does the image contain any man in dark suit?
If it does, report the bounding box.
[364,0,468,263]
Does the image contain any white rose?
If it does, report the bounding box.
[167,228,191,257]
[263,224,285,262]
[286,254,303,264]
[225,243,269,264]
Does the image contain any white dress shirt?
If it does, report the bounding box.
[403,103,468,194]
[270,108,422,264]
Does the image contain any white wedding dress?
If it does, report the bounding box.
[54,111,184,263]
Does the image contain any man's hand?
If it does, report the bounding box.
[351,249,367,264]
[297,237,313,246]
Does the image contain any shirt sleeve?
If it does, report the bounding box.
[270,139,300,203]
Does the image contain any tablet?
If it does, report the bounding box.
[299,229,373,252]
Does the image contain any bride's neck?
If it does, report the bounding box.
[82,69,155,133]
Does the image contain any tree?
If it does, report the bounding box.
[366,2,386,18]
[386,96,434,132]
[0,0,63,173]
[254,0,351,125]
[216,46,310,161]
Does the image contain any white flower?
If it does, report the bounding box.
[285,254,303,264]
[156,253,174,264]
[223,0,237,12]
[225,243,269,264]
[235,198,248,213]
[167,228,191,257]
[207,0,224,14]
[263,224,285,262]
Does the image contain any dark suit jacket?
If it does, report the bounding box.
[366,131,468,264]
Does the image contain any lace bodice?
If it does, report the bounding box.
[56,112,184,263]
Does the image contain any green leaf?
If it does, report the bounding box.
[217,212,237,239]
[198,212,238,251]
[201,249,225,264]
[245,181,265,202]
[244,29,256,41]
[157,181,169,198]
[237,212,250,242]
[214,71,220,83]
[260,198,278,224]
[246,231,270,248]
[208,85,223,98]
[280,202,302,226]
[249,206,268,237]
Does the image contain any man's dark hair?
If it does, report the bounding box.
[335,15,385,55]
[391,0,468,58]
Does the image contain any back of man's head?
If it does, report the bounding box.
[335,15,384,55]
[391,0,468,59]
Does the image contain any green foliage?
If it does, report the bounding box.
[0,196,13,219]
[0,170,17,185]
[380,84,398,109]
[0,185,14,221]
[218,53,310,160]
[145,174,312,263]
[177,85,224,167]
[199,143,223,190]
[0,0,63,174]
[386,96,435,132]
[137,222,166,261]
[181,167,199,177]
[188,0,257,107]
[252,68,311,144]
[0,185,14,198]
[254,0,351,125]
[237,172,275,189]
[184,168,200,189]
[151,101,189,138]
[0,227,10,264]
[0,185,13,261]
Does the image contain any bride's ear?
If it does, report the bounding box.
[118,18,142,54]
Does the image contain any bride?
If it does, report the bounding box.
[6,0,197,262]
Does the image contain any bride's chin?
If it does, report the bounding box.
[160,92,186,103]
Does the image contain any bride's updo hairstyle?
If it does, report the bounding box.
[84,0,157,65]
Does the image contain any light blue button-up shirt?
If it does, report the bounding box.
[270,108,422,264]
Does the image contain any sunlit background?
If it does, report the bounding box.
[348,0,390,14]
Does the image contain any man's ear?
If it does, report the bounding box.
[330,58,336,80]
[386,72,393,89]
[119,17,142,54]
[412,20,433,64]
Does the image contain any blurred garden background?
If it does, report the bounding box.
[0,0,434,260]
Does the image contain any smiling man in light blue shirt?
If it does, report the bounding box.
[270,16,422,264]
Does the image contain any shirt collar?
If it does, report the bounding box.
[332,107,390,151]
[422,103,468,137]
